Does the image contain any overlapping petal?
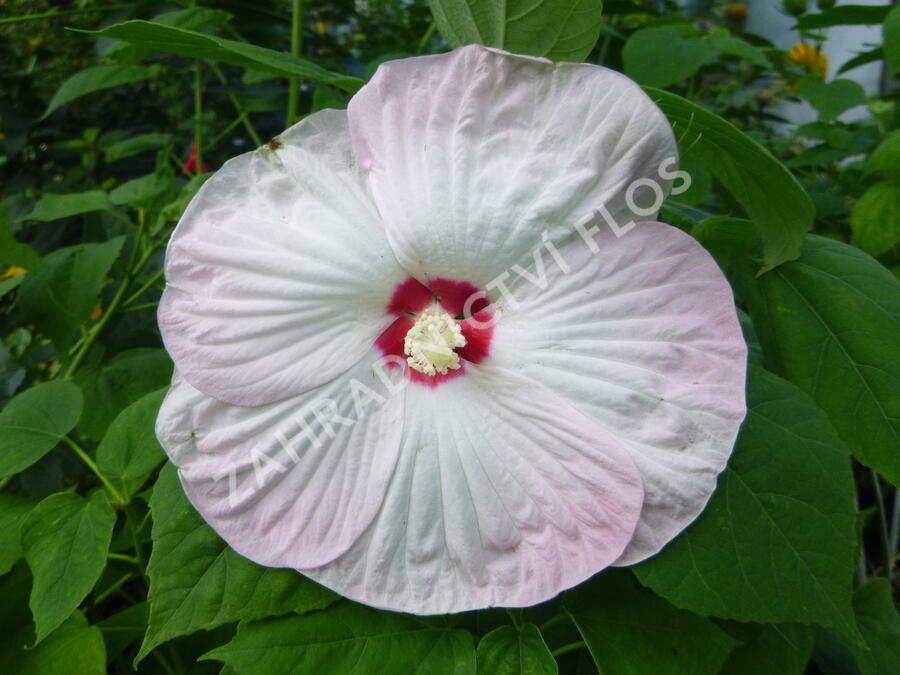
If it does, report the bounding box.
[488,222,747,565]
[299,363,644,614]
[347,45,677,288]
[155,350,405,569]
[158,110,408,407]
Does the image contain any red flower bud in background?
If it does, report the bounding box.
[181,143,208,176]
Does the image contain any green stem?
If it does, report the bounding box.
[126,503,147,579]
[204,114,245,153]
[539,613,567,634]
[123,300,160,314]
[872,471,891,575]
[0,3,130,25]
[210,63,263,146]
[550,641,586,659]
[94,571,134,604]
[107,552,140,565]
[193,61,203,175]
[62,436,126,504]
[286,0,303,127]
[123,268,165,308]
[64,242,157,380]
[416,21,436,54]
[153,652,179,675]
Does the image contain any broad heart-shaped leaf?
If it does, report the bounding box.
[797,76,866,121]
[645,87,813,272]
[634,367,860,642]
[733,236,900,485]
[21,491,116,644]
[203,602,477,674]
[80,21,363,93]
[137,464,336,663]
[75,348,172,441]
[0,494,36,574]
[428,0,603,62]
[623,28,712,87]
[851,578,900,675]
[96,389,167,502]
[719,623,814,675]
[563,570,737,675]
[16,238,124,351]
[20,190,109,222]
[0,380,83,479]
[0,567,105,675]
[851,181,900,256]
[42,64,160,119]
[476,624,557,675]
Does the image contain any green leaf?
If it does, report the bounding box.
[794,5,890,29]
[204,601,477,674]
[797,76,866,121]
[635,367,860,641]
[16,237,124,350]
[42,64,160,119]
[886,5,900,78]
[867,129,900,179]
[104,133,173,162]
[734,236,900,485]
[95,389,167,502]
[428,0,604,62]
[719,623,814,675]
[80,21,363,93]
[838,47,883,75]
[137,464,336,662]
[0,494,36,574]
[109,171,174,206]
[564,571,737,675]
[645,87,814,272]
[851,182,900,256]
[691,216,757,271]
[0,605,106,675]
[97,602,148,663]
[624,28,712,87]
[0,211,42,272]
[21,190,109,222]
[21,491,116,643]
[708,34,772,68]
[75,348,172,441]
[0,380,83,479]
[476,624,557,675]
[851,578,900,675]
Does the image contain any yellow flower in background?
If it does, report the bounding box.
[90,304,103,321]
[0,265,27,281]
[787,42,828,78]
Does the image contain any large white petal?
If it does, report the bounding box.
[158,109,407,407]
[489,222,747,565]
[155,350,405,569]
[300,363,644,614]
[348,44,677,288]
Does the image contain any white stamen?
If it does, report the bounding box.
[403,306,466,376]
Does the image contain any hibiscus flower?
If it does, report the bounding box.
[155,45,747,614]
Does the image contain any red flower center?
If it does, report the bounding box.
[375,277,494,388]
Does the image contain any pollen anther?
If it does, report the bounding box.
[403,306,466,376]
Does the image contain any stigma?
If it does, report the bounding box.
[403,306,467,376]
